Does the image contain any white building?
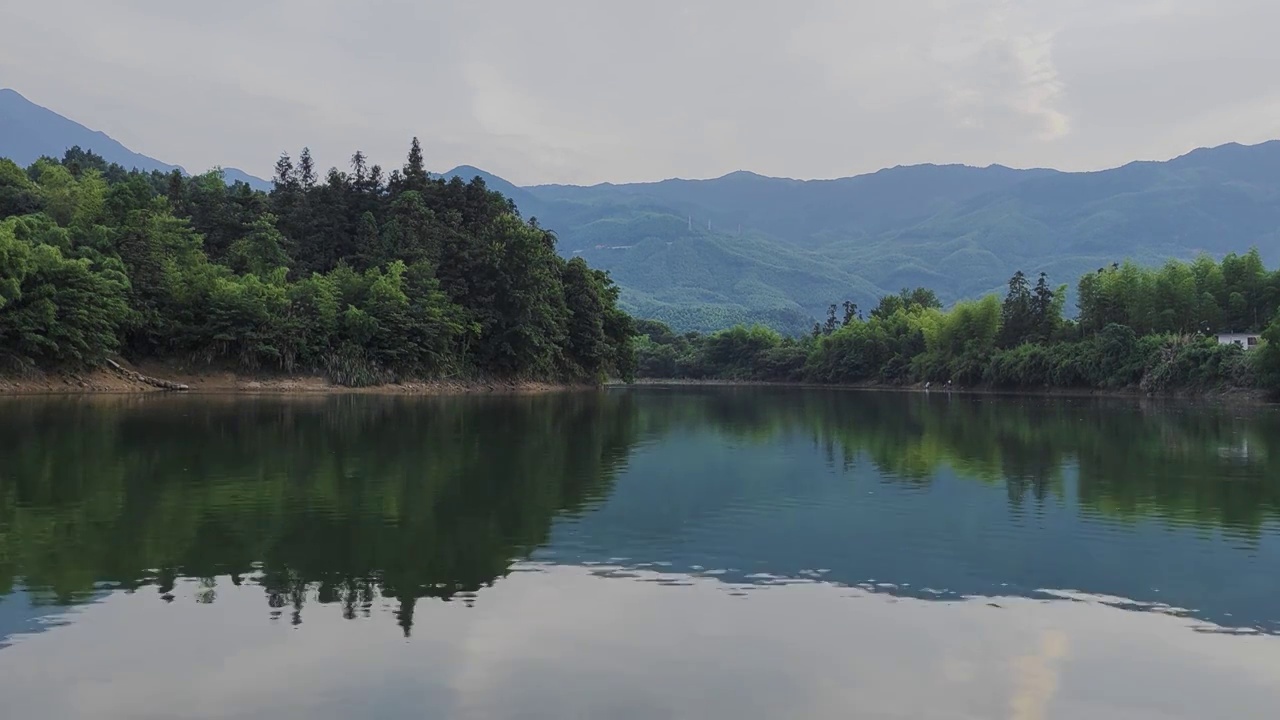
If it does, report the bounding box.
[1215,333,1262,350]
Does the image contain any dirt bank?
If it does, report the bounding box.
[0,360,593,396]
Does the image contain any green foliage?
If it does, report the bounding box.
[3,390,1280,635]
[637,261,1278,395]
[1258,313,1280,394]
[919,295,1001,383]
[1078,251,1277,336]
[228,213,291,280]
[0,217,129,366]
[0,393,639,619]
[505,141,1280,331]
[869,287,942,319]
[0,159,43,218]
[0,144,635,384]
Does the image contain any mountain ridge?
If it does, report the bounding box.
[0,88,270,190]
[5,87,1278,332]
[438,140,1280,331]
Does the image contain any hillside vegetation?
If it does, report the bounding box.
[444,141,1280,331]
[0,143,634,385]
[6,86,1280,337]
[633,255,1280,396]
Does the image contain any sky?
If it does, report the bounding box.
[3,0,1279,185]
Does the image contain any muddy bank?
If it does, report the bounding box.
[0,360,594,396]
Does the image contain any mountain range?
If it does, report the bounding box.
[0,89,269,190]
[437,141,1280,331]
[5,87,1279,332]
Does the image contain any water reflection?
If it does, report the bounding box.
[1,388,1279,645]
[3,565,1280,720]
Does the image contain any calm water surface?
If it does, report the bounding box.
[2,388,1279,719]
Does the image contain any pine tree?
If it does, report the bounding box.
[350,151,368,191]
[298,148,317,190]
[165,170,185,212]
[1032,272,1056,341]
[999,270,1034,347]
[404,137,428,190]
[273,153,298,193]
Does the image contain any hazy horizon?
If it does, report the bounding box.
[8,85,1273,188]
[4,0,1279,185]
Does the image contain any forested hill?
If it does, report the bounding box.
[0,142,635,385]
[441,140,1280,332]
[6,87,1279,334]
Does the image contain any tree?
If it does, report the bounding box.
[842,301,859,327]
[0,219,128,366]
[1031,272,1063,341]
[111,208,207,353]
[1258,313,1280,394]
[0,159,43,218]
[562,257,609,380]
[0,219,32,312]
[373,191,437,268]
[922,294,1001,383]
[35,161,82,226]
[403,137,428,191]
[1221,249,1268,330]
[354,212,380,269]
[273,153,298,194]
[350,151,368,191]
[999,271,1034,347]
[871,287,940,319]
[297,148,317,190]
[229,214,292,281]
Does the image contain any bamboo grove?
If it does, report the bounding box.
[636,257,1280,394]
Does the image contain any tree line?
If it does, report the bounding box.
[0,143,635,385]
[635,254,1280,394]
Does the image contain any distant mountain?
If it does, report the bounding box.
[219,167,271,190]
[437,165,547,219]
[0,88,270,190]
[5,86,1277,332]
[452,142,1280,331]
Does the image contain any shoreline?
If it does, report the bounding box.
[0,362,595,397]
[2,367,1271,404]
[614,378,1274,404]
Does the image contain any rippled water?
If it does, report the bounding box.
[2,388,1279,719]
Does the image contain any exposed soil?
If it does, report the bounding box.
[0,359,592,396]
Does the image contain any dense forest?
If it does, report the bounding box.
[635,253,1280,395]
[0,143,635,385]
[4,142,1280,396]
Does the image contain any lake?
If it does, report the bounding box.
[2,387,1279,719]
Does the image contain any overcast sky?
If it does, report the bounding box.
[3,0,1279,185]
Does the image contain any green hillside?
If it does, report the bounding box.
[446,140,1280,332]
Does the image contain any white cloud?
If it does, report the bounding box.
[1,0,1277,184]
[3,568,1280,719]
